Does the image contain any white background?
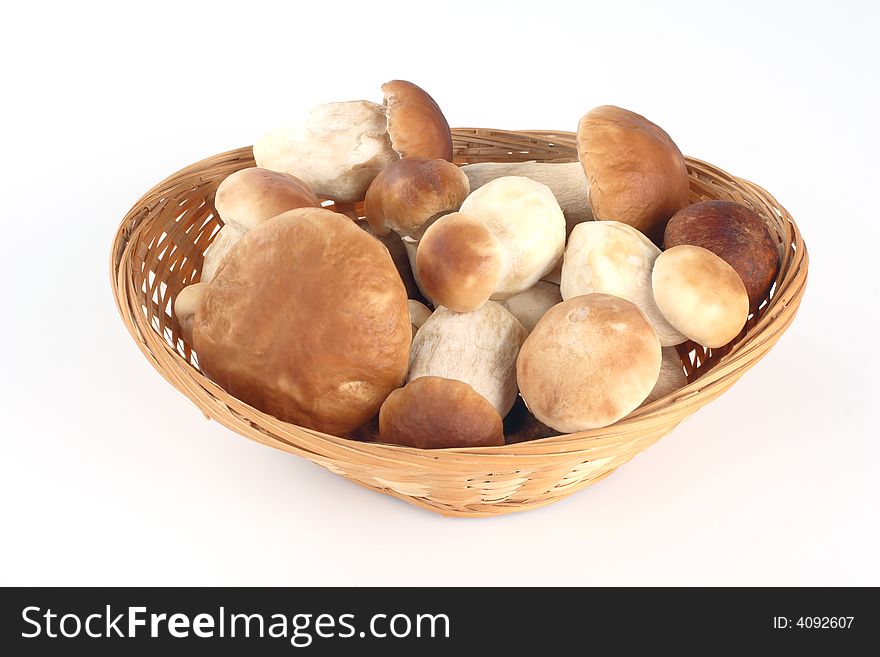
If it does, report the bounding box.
[2,0,878,586]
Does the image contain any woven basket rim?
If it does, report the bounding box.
[110,129,809,461]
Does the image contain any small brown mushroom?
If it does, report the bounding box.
[363,158,469,237]
[378,376,504,449]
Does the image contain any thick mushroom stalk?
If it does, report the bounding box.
[408,302,527,418]
[462,106,691,243]
[461,161,591,235]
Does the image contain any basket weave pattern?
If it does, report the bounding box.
[110,129,808,517]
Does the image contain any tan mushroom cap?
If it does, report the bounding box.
[652,245,749,349]
[173,282,207,344]
[194,208,411,434]
[214,167,320,231]
[560,221,686,346]
[577,105,690,242]
[382,80,453,161]
[416,212,503,313]
[517,293,662,433]
[363,158,469,237]
[379,376,504,449]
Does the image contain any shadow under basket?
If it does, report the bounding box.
[110,128,808,517]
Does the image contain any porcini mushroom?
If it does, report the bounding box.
[407,299,432,338]
[379,376,504,449]
[641,347,689,406]
[408,302,527,418]
[253,80,452,203]
[382,80,453,161]
[364,157,469,237]
[173,282,207,344]
[664,200,780,311]
[461,105,690,242]
[517,293,662,433]
[416,176,566,312]
[461,161,592,235]
[560,221,686,346]
[194,208,411,434]
[253,101,397,203]
[652,245,749,349]
[202,167,320,283]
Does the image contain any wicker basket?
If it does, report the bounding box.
[110,128,808,517]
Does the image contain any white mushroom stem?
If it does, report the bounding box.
[461,162,592,234]
[409,302,526,417]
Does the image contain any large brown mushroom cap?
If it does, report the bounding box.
[577,105,690,242]
[363,158,469,237]
[382,80,453,161]
[517,293,662,433]
[664,200,780,311]
[194,208,411,434]
[379,377,504,449]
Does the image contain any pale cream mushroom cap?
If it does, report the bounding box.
[459,176,566,299]
[253,100,398,203]
[173,282,207,344]
[652,245,749,349]
[560,221,686,346]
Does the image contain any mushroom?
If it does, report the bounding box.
[254,80,452,203]
[379,302,525,448]
[407,299,432,338]
[652,245,749,349]
[364,158,469,238]
[202,167,320,283]
[461,105,690,242]
[379,376,504,448]
[408,302,527,418]
[194,208,411,434]
[461,161,592,235]
[499,281,562,333]
[580,106,689,242]
[381,80,453,161]
[202,222,247,283]
[560,221,686,346]
[517,293,662,433]
[664,200,780,311]
[416,176,566,312]
[253,101,397,203]
[355,220,423,301]
[173,282,207,344]
[641,347,689,406]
